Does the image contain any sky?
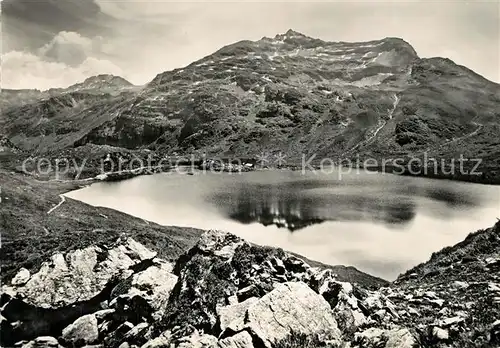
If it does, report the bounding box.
[1,0,499,90]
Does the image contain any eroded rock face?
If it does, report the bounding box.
[8,30,499,186]
[150,230,405,347]
[4,237,156,308]
[0,238,170,346]
[2,225,498,348]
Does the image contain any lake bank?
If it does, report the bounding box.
[2,168,499,347]
[65,169,500,280]
[0,169,387,287]
[3,145,500,185]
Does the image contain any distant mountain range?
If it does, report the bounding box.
[1,74,135,108]
[2,30,499,181]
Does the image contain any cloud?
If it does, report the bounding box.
[1,0,107,52]
[38,31,96,66]
[1,30,124,90]
[2,50,122,90]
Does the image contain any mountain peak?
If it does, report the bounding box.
[81,74,132,87]
[275,29,309,40]
[285,29,307,37]
[65,74,133,92]
[43,74,134,95]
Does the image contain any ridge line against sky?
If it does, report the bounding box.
[1,0,499,89]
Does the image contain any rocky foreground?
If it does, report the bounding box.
[2,222,499,348]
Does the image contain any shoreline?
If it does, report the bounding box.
[0,169,388,288]
[7,161,498,209]
[4,163,496,277]
[3,146,500,186]
[1,146,498,283]
[4,163,495,283]
[2,168,499,347]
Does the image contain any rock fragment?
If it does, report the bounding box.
[61,314,99,347]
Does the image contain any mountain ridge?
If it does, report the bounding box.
[1,30,500,347]
[1,74,136,111]
[2,30,499,183]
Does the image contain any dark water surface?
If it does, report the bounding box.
[66,169,500,280]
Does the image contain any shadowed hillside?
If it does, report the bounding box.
[2,31,499,184]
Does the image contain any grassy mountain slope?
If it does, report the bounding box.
[2,31,499,181]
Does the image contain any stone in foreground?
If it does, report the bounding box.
[246,282,342,347]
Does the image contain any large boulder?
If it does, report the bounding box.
[140,331,171,348]
[107,257,178,326]
[61,314,99,347]
[11,268,31,286]
[218,331,254,348]
[160,230,333,334]
[4,237,156,308]
[96,258,177,347]
[21,336,60,348]
[121,259,178,320]
[0,238,162,345]
[310,270,369,336]
[353,327,419,348]
[245,282,342,347]
[156,230,401,347]
[175,331,218,348]
[217,297,259,334]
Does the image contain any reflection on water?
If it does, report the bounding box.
[211,182,418,231]
[207,173,484,232]
[225,195,326,231]
[420,187,480,208]
[65,169,500,280]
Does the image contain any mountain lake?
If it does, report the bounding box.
[65,169,500,280]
